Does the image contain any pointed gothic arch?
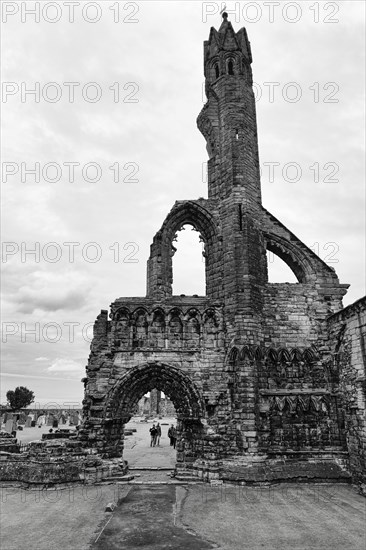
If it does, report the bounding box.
[161,200,218,244]
[114,307,131,348]
[227,58,235,75]
[101,362,206,457]
[147,200,221,299]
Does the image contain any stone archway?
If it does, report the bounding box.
[101,362,206,468]
[146,200,221,300]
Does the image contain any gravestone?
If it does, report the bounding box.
[5,419,14,434]
[18,412,27,424]
[70,413,80,426]
[37,415,46,426]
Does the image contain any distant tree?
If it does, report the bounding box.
[6,386,35,411]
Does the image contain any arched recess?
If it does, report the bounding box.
[223,52,238,74]
[150,308,165,348]
[102,362,205,458]
[147,201,221,299]
[184,308,201,348]
[167,308,183,348]
[114,307,131,348]
[227,58,235,75]
[209,57,220,81]
[131,308,148,349]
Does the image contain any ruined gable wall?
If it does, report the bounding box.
[79,298,228,455]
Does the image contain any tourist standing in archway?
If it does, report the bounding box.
[149,424,157,447]
[156,423,161,446]
[168,424,177,449]
[168,424,174,446]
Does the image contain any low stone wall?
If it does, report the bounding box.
[193,453,351,485]
[0,456,82,485]
[0,453,127,486]
[0,439,20,454]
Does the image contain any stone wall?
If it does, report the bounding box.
[79,297,227,459]
[327,297,366,493]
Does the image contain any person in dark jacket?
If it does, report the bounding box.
[168,424,177,448]
[156,423,162,446]
[167,424,174,446]
[150,424,157,447]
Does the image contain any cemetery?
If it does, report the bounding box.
[0,408,115,486]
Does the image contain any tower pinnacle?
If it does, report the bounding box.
[219,11,230,33]
[197,19,259,204]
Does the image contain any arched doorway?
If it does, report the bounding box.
[101,362,206,471]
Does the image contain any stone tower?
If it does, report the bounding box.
[79,14,365,485]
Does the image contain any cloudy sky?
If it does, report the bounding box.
[1,1,365,407]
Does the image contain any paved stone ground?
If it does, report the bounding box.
[90,482,366,550]
[0,484,117,550]
[93,484,214,550]
[123,417,177,470]
[182,483,366,550]
[2,480,365,550]
[1,417,365,549]
[91,420,366,549]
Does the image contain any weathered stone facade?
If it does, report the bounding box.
[79,15,365,484]
[327,297,366,492]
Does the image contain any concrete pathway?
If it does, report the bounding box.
[92,485,214,550]
[1,484,117,550]
[2,481,364,550]
[183,483,366,550]
[92,483,365,550]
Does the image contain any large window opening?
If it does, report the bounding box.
[267,250,298,283]
[172,224,205,296]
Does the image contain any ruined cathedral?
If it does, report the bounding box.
[79,14,366,488]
